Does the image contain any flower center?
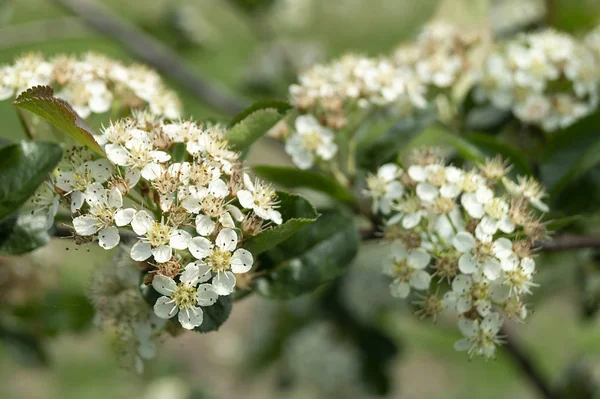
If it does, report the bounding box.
[201,195,224,218]
[473,241,494,262]
[147,222,172,247]
[484,198,507,219]
[171,284,197,310]
[393,259,413,281]
[207,248,232,272]
[471,282,489,300]
[301,130,323,152]
[366,175,388,197]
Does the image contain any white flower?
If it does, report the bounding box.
[285,115,337,169]
[502,175,549,212]
[26,180,60,229]
[188,228,253,295]
[152,263,218,330]
[104,129,170,180]
[452,231,503,280]
[237,173,282,224]
[454,312,504,359]
[383,246,431,298]
[55,158,112,212]
[503,257,537,296]
[58,79,113,118]
[129,211,191,263]
[366,163,404,214]
[73,187,135,249]
[442,273,497,316]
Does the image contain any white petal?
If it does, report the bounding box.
[498,215,515,234]
[98,226,120,249]
[440,183,461,198]
[108,188,123,208]
[180,263,200,285]
[242,173,255,191]
[132,210,153,235]
[483,259,501,280]
[225,205,244,222]
[70,191,85,213]
[178,307,203,330]
[453,232,476,252]
[416,183,439,202]
[452,274,473,293]
[196,284,218,306]
[456,296,473,313]
[386,181,405,199]
[154,296,177,319]
[268,210,283,225]
[115,208,135,226]
[408,249,430,269]
[193,261,212,283]
[152,275,177,295]
[461,193,484,219]
[213,271,236,295]
[295,114,320,133]
[170,230,191,250]
[152,245,172,263]
[105,144,130,166]
[141,163,162,181]
[181,196,201,213]
[402,212,422,229]
[475,186,494,203]
[88,159,112,182]
[458,253,477,274]
[389,280,410,298]
[73,216,99,236]
[231,248,253,273]
[454,338,472,351]
[458,318,477,338]
[378,163,400,181]
[131,241,152,261]
[195,215,215,236]
[521,257,535,274]
[150,150,171,163]
[408,165,427,182]
[237,190,255,209]
[492,238,513,259]
[125,168,141,187]
[189,237,212,259]
[209,179,229,198]
[216,228,238,252]
[410,270,431,290]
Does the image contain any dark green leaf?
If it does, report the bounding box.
[0,325,48,367]
[242,192,318,256]
[225,100,291,152]
[13,86,103,155]
[194,295,232,333]
[0,212,51,255]
[464,132,532,174]
[549,138,600,195]
[254,209,359,299]
[253,165,357,204]
[0,141,62,221]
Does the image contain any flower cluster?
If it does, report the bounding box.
[35,111,281,332]
[366,149,549,359]
[0,52,182,119]
[475,29,600,132]
[393,21,490,116]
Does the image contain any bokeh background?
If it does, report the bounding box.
[2,0,600,398]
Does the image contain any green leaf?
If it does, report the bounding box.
[254,209,360,299]
[0,141,62,221]
[194,295,232,333]
[0,212,51,255]
[549,138,600,195]
[0,325,48,367]
[404,125,484,163]
[464,132,532,175]
[253,165,357,204]
[225,100,291,153]
[242,191,318,256]
[545,215,583,231]
[13,86,103,156]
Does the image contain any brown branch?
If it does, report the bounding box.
[501,326,557,399]
[537,234,600,252]
[53,0,248,116]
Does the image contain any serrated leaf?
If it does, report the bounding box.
[253,165,357,204]
[404,124,485,163]
[194,295,232,333]
[242,191,318,256]
[13,86,103,156]
[254,209,359,299]
[464,132,532,175]
[0,141,62,221]
[0,212,51,255]
[225,100,291,153]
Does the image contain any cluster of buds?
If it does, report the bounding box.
[393,21,490,119]
[31,111,282,332]
[366,149,550,359]
[475,29,600,132]
[0,52,182,119]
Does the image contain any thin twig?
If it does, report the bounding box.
[537,234,600,252]
[501,326,557,399]
[53,0,248,116]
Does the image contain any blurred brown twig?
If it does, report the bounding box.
[54,0,248,116]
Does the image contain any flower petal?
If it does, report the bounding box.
[170,230,191,250]
[152,245,172,263]
[130,241,152,261]
[195,214,215,236]
[453,231,476,252]
[231,248,253,273]
[153,296,177,319]
[178,307,203,330]
[196,284,218,306]
[389,280,410,298]
[189,237,212,259]
[115,208,135,227]
[98,226,120,249]
[73,216,98,236]
[213,271,236,295]
[152,275,177,295]
[216,228,237,252]
[131,210,153,235]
